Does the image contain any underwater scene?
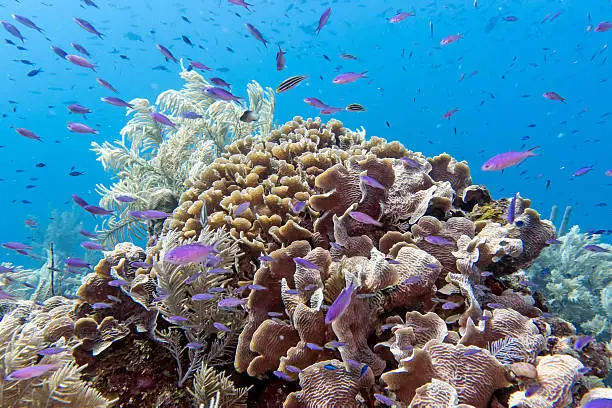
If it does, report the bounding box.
[0,0,611,407]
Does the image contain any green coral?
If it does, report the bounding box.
[527,226,612,340]
[91,65,275,245]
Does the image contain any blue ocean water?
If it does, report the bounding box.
[0,0,610,269]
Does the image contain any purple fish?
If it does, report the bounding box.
[306,342,323,351]
[583,399,612,408]
[276,45,286,71]
[594,22,612,33]
[15,128,41,141]
[1,242,32,250]
[209,287,226,293]
[525,384,542,397]
[273,370,292,381]
[181,111,203,119]
[487,302,507,309]
[292,201,306,213]
[150,112,175,127]
[80,229,97,238]
[401,156,421,168]
[192,293,214,301]
[164,243,216,265]
[402,276,422,285]
[83,205,114,216]
[67,122,98,134]
[129,210,170,220]
[108,279,129,287]
[73,17,103,38]
[65,54,96,71]
[131,261,151,268]
[92,302,113,309]
[244,23,268,47]
[185,272,203,285]
[213,322,231,332]
[190,61,211,71]
[285,365,302,374]
[442,301,460,310]
[218,297,247,308]
[507,193,518,223]
[320,106,343,115]
[115,195,136,203]
[574,335,594,351]
[12,15,43,32]
[51,45,68,59]
[293,257,321,270]
[101,97,133,108]
[5,364,58,381]
[325,282,355,325]
[385,257,400,265]
[96,78,118,94]
[186,342,204,349]
[360,175,386,190]
[573,166,593,177]
[72,194,88,208]
[546,238,562,245]
[81,241,105,251]
[316,7,332,34]
[390,11,415,23]
[332,71,368,84]
[37,347,67,356]
[304,97,328,109]
[157,44,177,63]
[229,0,252,11]
[584,244,609,253]
[424,236,454,246]
[462,348,481,356]
[210,77,231,88]
[373,394,397,407]
[167,315,188,323]
[71,42,90,56]
[349,211,382,227]
[259,255,276,263]
[1,21,25,42]
[65,257,91,268]
[235,202,250,216]
[67,104,92,116]
[268,311,284,317]
[481,147,539,171]
[203,87,241,102]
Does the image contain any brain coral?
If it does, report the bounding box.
[69,117,611,407]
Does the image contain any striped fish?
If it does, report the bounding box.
[345,103,366,112]
[276,75,308,93]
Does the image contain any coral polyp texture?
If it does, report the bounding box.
[3,116,611,407]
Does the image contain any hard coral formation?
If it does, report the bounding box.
[8,113,610,408]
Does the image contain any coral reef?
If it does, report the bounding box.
[92,66,275,245]
[527,226,612,340]
[3,111,611,407]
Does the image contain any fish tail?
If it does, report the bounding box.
[361,71,368,77]
[528,145,540,155]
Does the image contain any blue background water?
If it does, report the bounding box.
[1,0,610,269]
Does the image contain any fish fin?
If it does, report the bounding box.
[361,71,368,77]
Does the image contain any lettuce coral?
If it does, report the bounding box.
[527,226,612,340]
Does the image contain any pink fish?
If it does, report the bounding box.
[320,106,343,115]
[442,108,459,119]
[594,21,612,32]
[228,0,252,11]
[304,97,328,108]
[390,11,415,23]
[15,127,41,141]
[542,91,566,102]
[481,147,539,171]
[440,34,463,45]
[67,122,98,134]
[316,7,332,34]
[332,71,368,84]
[65,54,96,71]
[349,211,383,227]
[5,364,58,381]
[156,44,177,63]
[605,169,612,176]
